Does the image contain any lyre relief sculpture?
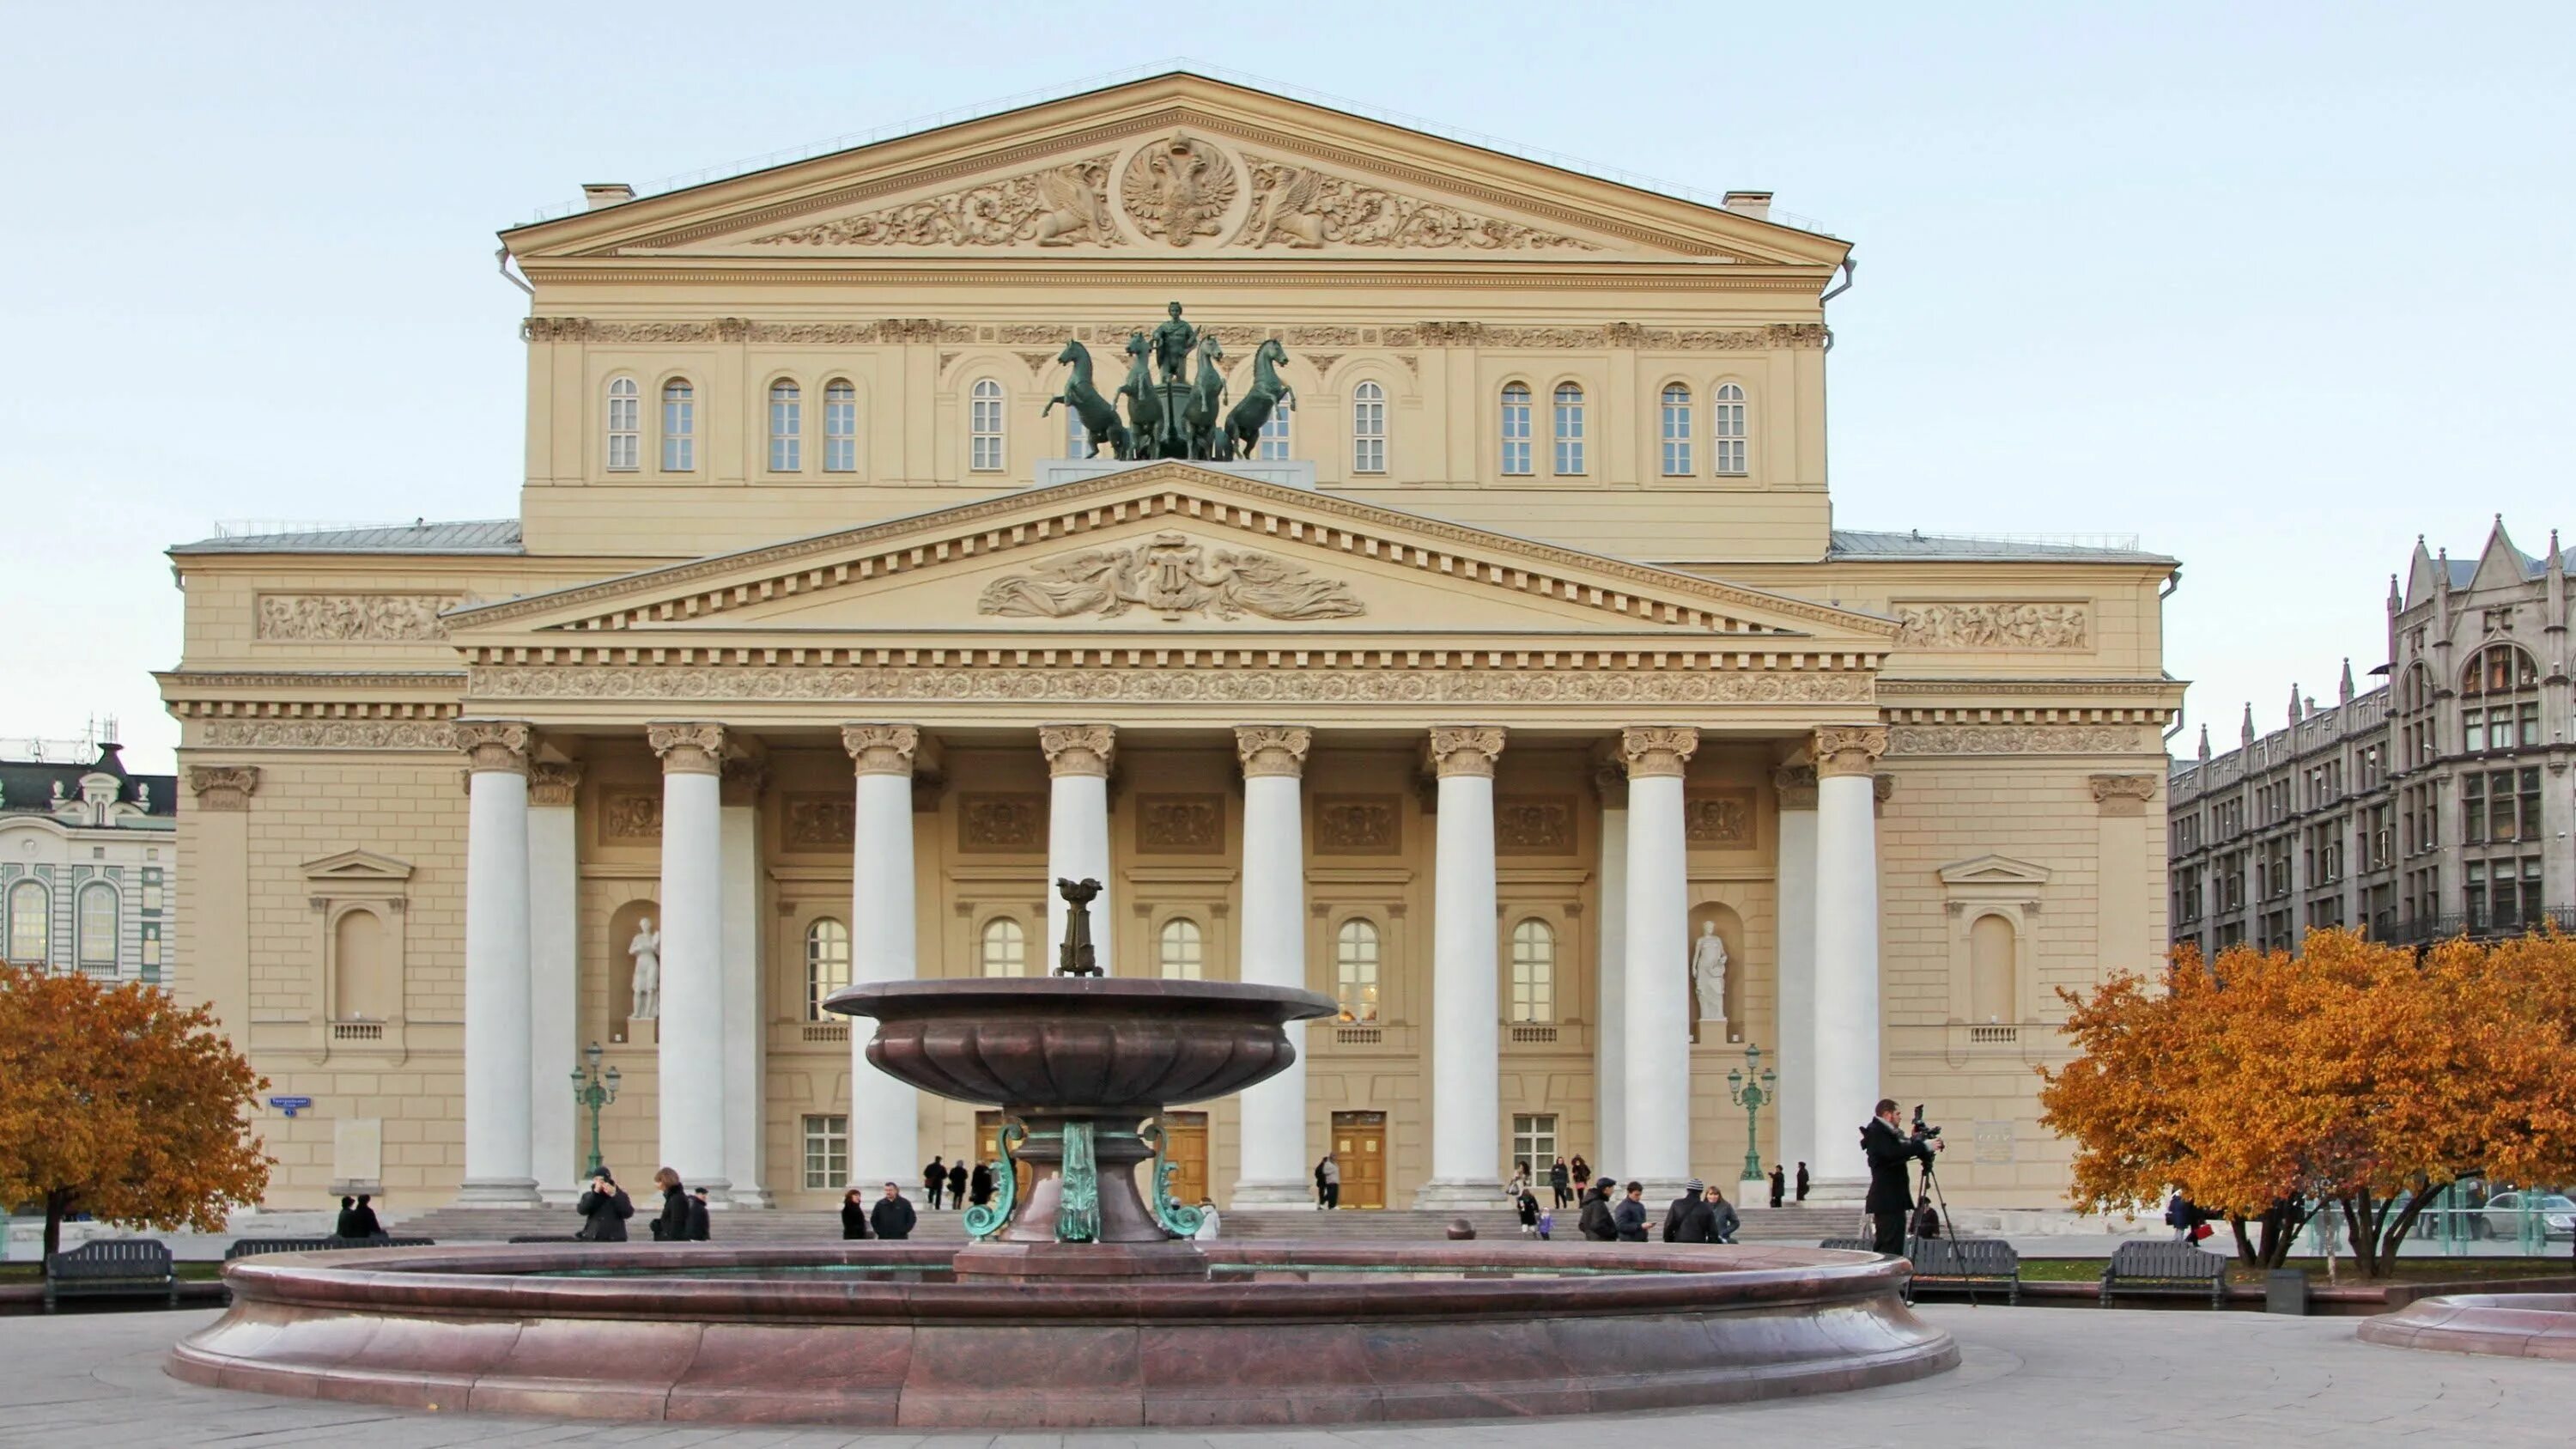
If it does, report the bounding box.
[977,533,1362,623]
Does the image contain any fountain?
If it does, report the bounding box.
[170,881,1954,1426]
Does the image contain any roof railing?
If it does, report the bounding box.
[211,520,419,539]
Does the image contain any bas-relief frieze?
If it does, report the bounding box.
[752,155,1122,248]
[1231,154,1598,252]
[1684,788,1756,847]
[782,794,855,849]
[1314,795,1400,855]
[467,666,1875,708]
[526,316,1819,352]
[957,794,1045,853]
[195,721,457,751]
[1135,795,1224,854]
[256,594,459,642]
[1121,133,1236,247]
[977,534,1364,623]
[598,792,663,843]
[1886,725,2151,755]
[1893,603,2091,651]
[1493,797,1575,855]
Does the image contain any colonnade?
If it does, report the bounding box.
[452,717,1889,1209]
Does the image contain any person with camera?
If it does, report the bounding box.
[574,1168,634,1242]
[1862,1098,1941,1254]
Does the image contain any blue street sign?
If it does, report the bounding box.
[270,1095,313,1117]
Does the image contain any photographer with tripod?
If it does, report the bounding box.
[1861,1098,1943,1255]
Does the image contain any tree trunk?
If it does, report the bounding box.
[42,1189,69,1261]
[2228,1214,2257,1266]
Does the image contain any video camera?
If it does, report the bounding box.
[1910,1104,1941,1143]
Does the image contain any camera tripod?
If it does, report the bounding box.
[1903,1146,1984,1308]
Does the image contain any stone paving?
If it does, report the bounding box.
[3,1304,2571,1446]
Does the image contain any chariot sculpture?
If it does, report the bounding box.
[1042,301,1294,463]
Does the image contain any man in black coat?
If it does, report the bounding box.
[1577,1180,1619,1241]
[650,1169,693,1243]
[1661,1178,1717,1243]
[923,1157,947,1209]
[871,1182,918,1241]
[1769,1166,1786,1209]
[687,1188,713,1241]
[1612,1182,1650,1242]
[969,1161,995,1208]
[1795,1161,1810,1202]
[1862,1099,1941,1254]
[947,1160,969,1209]
[575,1170,633,1241]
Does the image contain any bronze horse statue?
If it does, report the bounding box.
[1042,339,1129,460]
[1222,338,1297,460]
[1181,335,1228,460]
[1113,331,1162,460]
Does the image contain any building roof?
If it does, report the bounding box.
[0,743,176,824]
[1827,529,2175,565]
[171,520,526,556]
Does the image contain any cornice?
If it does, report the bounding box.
[521,264,1830,294]
[156,670,468,692]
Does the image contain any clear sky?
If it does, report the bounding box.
[3,3,2568,774]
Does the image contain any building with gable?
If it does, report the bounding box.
[0,732,177,981]
[160,72,2178,1212]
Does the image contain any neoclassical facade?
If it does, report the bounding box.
[161,73,2178,1210]
[0,739,177,981]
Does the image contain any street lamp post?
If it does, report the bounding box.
[1725,1044,1777,1186]
[571,1041,621,1179]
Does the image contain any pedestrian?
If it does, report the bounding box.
[1516,1185,1541,1236]
[575,1168,634,1242]
[1316,1154,1341,1210]
[1911,1191,1940,1241]
[1769,1165,1786,1209]
[649,1166,692,1243]
[1862,1099,1941,1255]
[348,1193,381,1239]
[2164,1190,2195,1243]
[922,1155,947,1210]
[1569,1154,1591,1196]
[1506,1162,1530,1204]
[947,1160,968,1210]
[688,1188,713,1241]
[1193,1198,1221,1241]
[1613,1181,1649,1242]
[1535,1209,1554,1241]
[1795,1161,1811,1202]
[1577,1180,1618,1242]
[1549,1156,1572,1209]
[1708,1185,1741,1245]
[1314,1155,1328,1208]
[1662,1178,1716,1243]
[333,1196,361,1239]
[871,1181,917,1240]
[969,1160,995,1208]
[841,1186,872,1239]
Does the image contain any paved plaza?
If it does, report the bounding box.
[2,1304,2568,1447]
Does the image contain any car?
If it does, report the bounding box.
[2470,1191,2576,1240]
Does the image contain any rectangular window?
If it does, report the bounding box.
[1510,1113,1559,1178]
[142,868,163,913]
[139,922,161,982]
[1257,408,1291,462]
[2520,700,2542,747]
[2464,775,2486,844]
[2518,767,2543,842]
[802,1114,849,1190]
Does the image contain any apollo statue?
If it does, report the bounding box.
[629,918,661,1020]
[1690,921,1729,1029]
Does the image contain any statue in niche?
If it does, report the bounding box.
[1690,921,1729,1037]
[629,918,661,1020]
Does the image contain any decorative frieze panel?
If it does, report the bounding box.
[1893,603,2092,651]
[196,721,457,751]
[1121,133,1236,246]
[782,793,856,849]
[521,316,1824,353]
[1386,322,1826,350]
[1493,797,1576,855]
[1135,795,1224,854]
[1886,725,2153,756]
[256,594,459,642]
[598,792,663,843]
[957,793,1045,853]
[1231,154,1598,252]
[751,155,1121,248]
[977,533,1364,623]
[1314,795,1400,855]
[470,665,1875,708]
[1684,788,1756,847]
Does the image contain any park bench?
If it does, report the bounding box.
[1817,1237,1875,1252]
[222,1234,435,1260]
[2099,1240,2227,1307]
[42,1239,177,1312]
[1907,1236,2021,1304]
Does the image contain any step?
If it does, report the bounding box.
[384,1203,1856,1245]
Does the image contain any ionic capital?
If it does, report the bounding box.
[1428,725,1506,778]
[2090,772,2159,816]
[1813,725,1889,778]
[527,760,583,807]
[1619,725,1699,780]
[456,721,533,776]
[1235,725,1312,779]
[1039,723,1115,777]
[647,722,728,776]
[1771,764,1818,811]
[186,764,261,812]
[841,723,921,777]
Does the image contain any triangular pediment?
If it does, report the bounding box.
[1936,854,2053,888]
[301,849,415,883]
[505,73,1844,270]
[446,462,1899,651]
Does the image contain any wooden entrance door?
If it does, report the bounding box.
[1329,1111,1388,1209]
[1152,1111,1209,1206]
[975,1111,1032,1202]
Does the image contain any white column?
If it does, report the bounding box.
[1591,758,1629,1177]
[457,722,537,1205]
[1232,726,1314,1205]
[526,760,581,1204]
[1809,726,1888,1199]
[1415,725,1504,1209]
[649,723,731,1202]
[843,725,922,1188]
[1772,764,1819,1190]
[1619,727,1698,1195]
[1041,724,1115,971]
[720,761,769,1207]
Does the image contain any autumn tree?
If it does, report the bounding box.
[2038,930,2576,1276]
[0,962,271,1258]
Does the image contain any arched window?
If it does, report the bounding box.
[605,377,640,472]
[805,918,851,1020]
[333,909,388,1020]
[1157,918,1204,980]
[2400,662,2432,714]
[7,880,46,964]
[1712,382,1747,476]
[767,380,802,472]
[1552,383,1585,474]
[2461,643,2538,697]
[1969,913,2017,1024]
[76,883,116,968]
[969,379,1005,472]
[1064,399,1090,459]
[1509,917,1555,1023]
[822,380,857,472]
[2460,643,2541,752]
[1499,384,1533,475]
[980,916,1026,977]
[1257,405,1291,461]
[660,379,696,471]
[1334,918,1380,1022]
[1352,381,1386,473]
[1658,384,1692,476]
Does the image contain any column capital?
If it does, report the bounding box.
[1772,764,1818,810]
[1235,725,1312,779]
[841,723,922,776]
[1619,726,1699,780]
[527,760,583,807]
[720,755,769,807]
[1813,726,1889,779]
[1428,725,1506,778]
[1589,746,1628,809]
[186,764,260,812]
[1039,723,1115,777]
[457,721,534,776]
[2090,772,2158,816]
[647,722,728,776]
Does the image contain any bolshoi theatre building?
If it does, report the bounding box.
[160,73,2178,1214]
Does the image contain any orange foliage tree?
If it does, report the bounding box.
[0,962,271,1258]
[2039,929,2576,1276]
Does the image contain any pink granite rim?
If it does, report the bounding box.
[2358,1293,2576,1361]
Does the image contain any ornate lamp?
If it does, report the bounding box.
[572,1040,621,1178]
[1725,1043,1777,1186]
